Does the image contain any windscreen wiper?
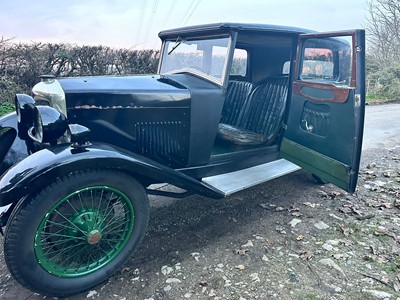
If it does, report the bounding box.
[168,36,184,55]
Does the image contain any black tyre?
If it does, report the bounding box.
[4,169,149,297]
[312,173,328,185]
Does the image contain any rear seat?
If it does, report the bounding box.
[218,77,289,145]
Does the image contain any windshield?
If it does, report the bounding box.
[159,35,231,84]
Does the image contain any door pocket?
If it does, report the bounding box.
[300,101,330,137]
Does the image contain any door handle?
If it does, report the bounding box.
[302,120,314,133]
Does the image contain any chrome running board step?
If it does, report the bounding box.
[202,159,301,196]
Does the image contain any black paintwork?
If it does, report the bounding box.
[158,22,314,39]
[0,142,224,207]
[63,74,224,168]
[0,113,30,174]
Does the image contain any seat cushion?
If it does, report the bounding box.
[217,123,267,145]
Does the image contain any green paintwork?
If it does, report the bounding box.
[34,186,134,278]
[281,138,350,190]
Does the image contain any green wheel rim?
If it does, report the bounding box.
[34,186,135,278]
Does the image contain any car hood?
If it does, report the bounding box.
[59,75,191,108]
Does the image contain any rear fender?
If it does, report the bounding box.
[0,143,224,206]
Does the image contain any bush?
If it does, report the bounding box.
[367,63,400,100]
[0,41,160,106]
[0,102,14,116]
[0,77,30,104]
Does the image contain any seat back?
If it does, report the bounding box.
[220,80,253,125]
[237,77,289,144]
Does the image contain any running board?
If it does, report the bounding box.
[201,159,301,196]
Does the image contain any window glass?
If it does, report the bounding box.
[282,61,290,74]
[160,36,230,84]
[299,36,352,86]
[302,47,334,80]
[230,48,248,76]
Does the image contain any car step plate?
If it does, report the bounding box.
[202,159,301,196]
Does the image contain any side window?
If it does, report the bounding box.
[282,61,290,75]
[299,36,352,86]
[230,48,248,76]
[301,47,334,80]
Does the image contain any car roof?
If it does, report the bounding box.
[158,22,315,39]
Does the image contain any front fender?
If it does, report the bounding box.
[0,143,224,206]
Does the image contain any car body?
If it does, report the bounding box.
[0,23,365,296]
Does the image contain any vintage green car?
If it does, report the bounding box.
[0,23,365,296]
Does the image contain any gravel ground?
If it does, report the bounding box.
[1,102,400,300]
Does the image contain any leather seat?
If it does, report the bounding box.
[218,77,289,145]
[220,80,253,126]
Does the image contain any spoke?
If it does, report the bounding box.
[102,215,126,231]
[95,243,112,257]
[94,198,113,228]
[54,209,87,235]
[96,189,106,216]
[90,190,94,215]
[44,219,84,233]
[63,245,92,267]
[46,243,89,264]
[77,192,86,211]
[103,222,129,236]
[103,228,130,236]
[40,226,80,246]
[100,239,118,250]
[85,251,96,269]
[66,199,80,215]
[41,224,66,237]
[102,214,130,231]
[40,237,86,249]
[101,205,128,230]
[100,237,124,244]
[44,241,84,258]
[97,193,121,229]
[96,207,116,230]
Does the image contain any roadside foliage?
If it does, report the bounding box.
[0,38,159,107]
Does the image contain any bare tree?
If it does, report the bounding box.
[365,0,400,67]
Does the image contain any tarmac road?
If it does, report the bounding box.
[363,103,400,150]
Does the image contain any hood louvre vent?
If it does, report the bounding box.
[135,121,187,166]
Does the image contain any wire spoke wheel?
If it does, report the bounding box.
[4,170,149,297]
[34,186,134,277]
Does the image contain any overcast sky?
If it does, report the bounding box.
[1,0,367,49]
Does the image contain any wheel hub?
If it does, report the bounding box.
[87,230,102,245]
[69,211,103,243]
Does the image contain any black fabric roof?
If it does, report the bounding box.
[158,22,314,39]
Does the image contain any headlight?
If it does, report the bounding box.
[32,75,67,117]
[28,106,68,143]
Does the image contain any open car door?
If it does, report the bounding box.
[281,30,365,192]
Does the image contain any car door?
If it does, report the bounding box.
[281,30,365,192]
